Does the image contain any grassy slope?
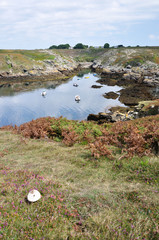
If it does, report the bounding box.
[0,50,52,73]
[0,117,159,239]
[0,48,104,74]
[1,47,159,74]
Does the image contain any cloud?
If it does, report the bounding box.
[0,0,159,48]
[149,34,159,40]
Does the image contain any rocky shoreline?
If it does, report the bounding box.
[0,49,82,87]
[87,59,159,123]
[87,99,159,124]
[0,48,159,123]
[92,59,159,87]
[1,49,159,88]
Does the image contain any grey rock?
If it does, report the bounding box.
[91,60,102,69]
[78,62,92,69]
[155,72,159,77]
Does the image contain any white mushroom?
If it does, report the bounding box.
[27,189,41,202]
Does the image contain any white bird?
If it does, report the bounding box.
[41,91,46,97]
[75,95,80,101]
[73,83,78,87]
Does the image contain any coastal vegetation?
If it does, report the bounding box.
[0,114,159,239]
[1,47,159,78]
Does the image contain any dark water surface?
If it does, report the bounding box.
[0,73,125,127]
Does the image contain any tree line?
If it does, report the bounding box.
[48,43,142,50]
[49,43,111,49]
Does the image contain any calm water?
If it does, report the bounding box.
[0,73,125,127]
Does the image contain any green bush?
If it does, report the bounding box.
[73,43,88,49]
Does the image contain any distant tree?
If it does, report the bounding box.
[57,44,70,49]
[49,44,70,49]
[104,43,110,48]
[73,43,88,49]
[117,45,124,48]
[89,46,95,49]
[49,45,58,49]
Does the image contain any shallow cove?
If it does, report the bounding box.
[0,72,125,127]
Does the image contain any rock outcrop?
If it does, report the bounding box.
[0,50,79,81]
[103,91,119,99]
[87,99,159,124]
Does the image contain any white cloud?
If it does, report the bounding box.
[149,34,159,40]
[0,0,159,48]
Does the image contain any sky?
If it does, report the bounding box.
[0,0,159,49]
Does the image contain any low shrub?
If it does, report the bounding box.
[2,115,159,159]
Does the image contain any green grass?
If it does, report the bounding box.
[0,50,55,62]
[0,124,158,239]
[0,50,55,73]
[74,56,94,62]
[20,50,55,61]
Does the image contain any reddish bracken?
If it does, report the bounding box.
[1,115,159,158]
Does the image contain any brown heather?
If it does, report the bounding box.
[2,114,158,159]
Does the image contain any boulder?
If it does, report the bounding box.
[87,113,113,123]
[122,72,142,82]
[155,72,159,77]
[111,112,130,121]
[103,91,119,99]
[122,73,130,80]
[87,114,99,121]
[102,68,111,73]
[91,85,103,88]
[143,77,159,86]
[101,71,124,80]
[135,100,159,117]
[91,60,102,69]
[78,62,92,69]
[44,60,55,66]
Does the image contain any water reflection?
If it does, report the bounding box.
[0,73,125,127]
